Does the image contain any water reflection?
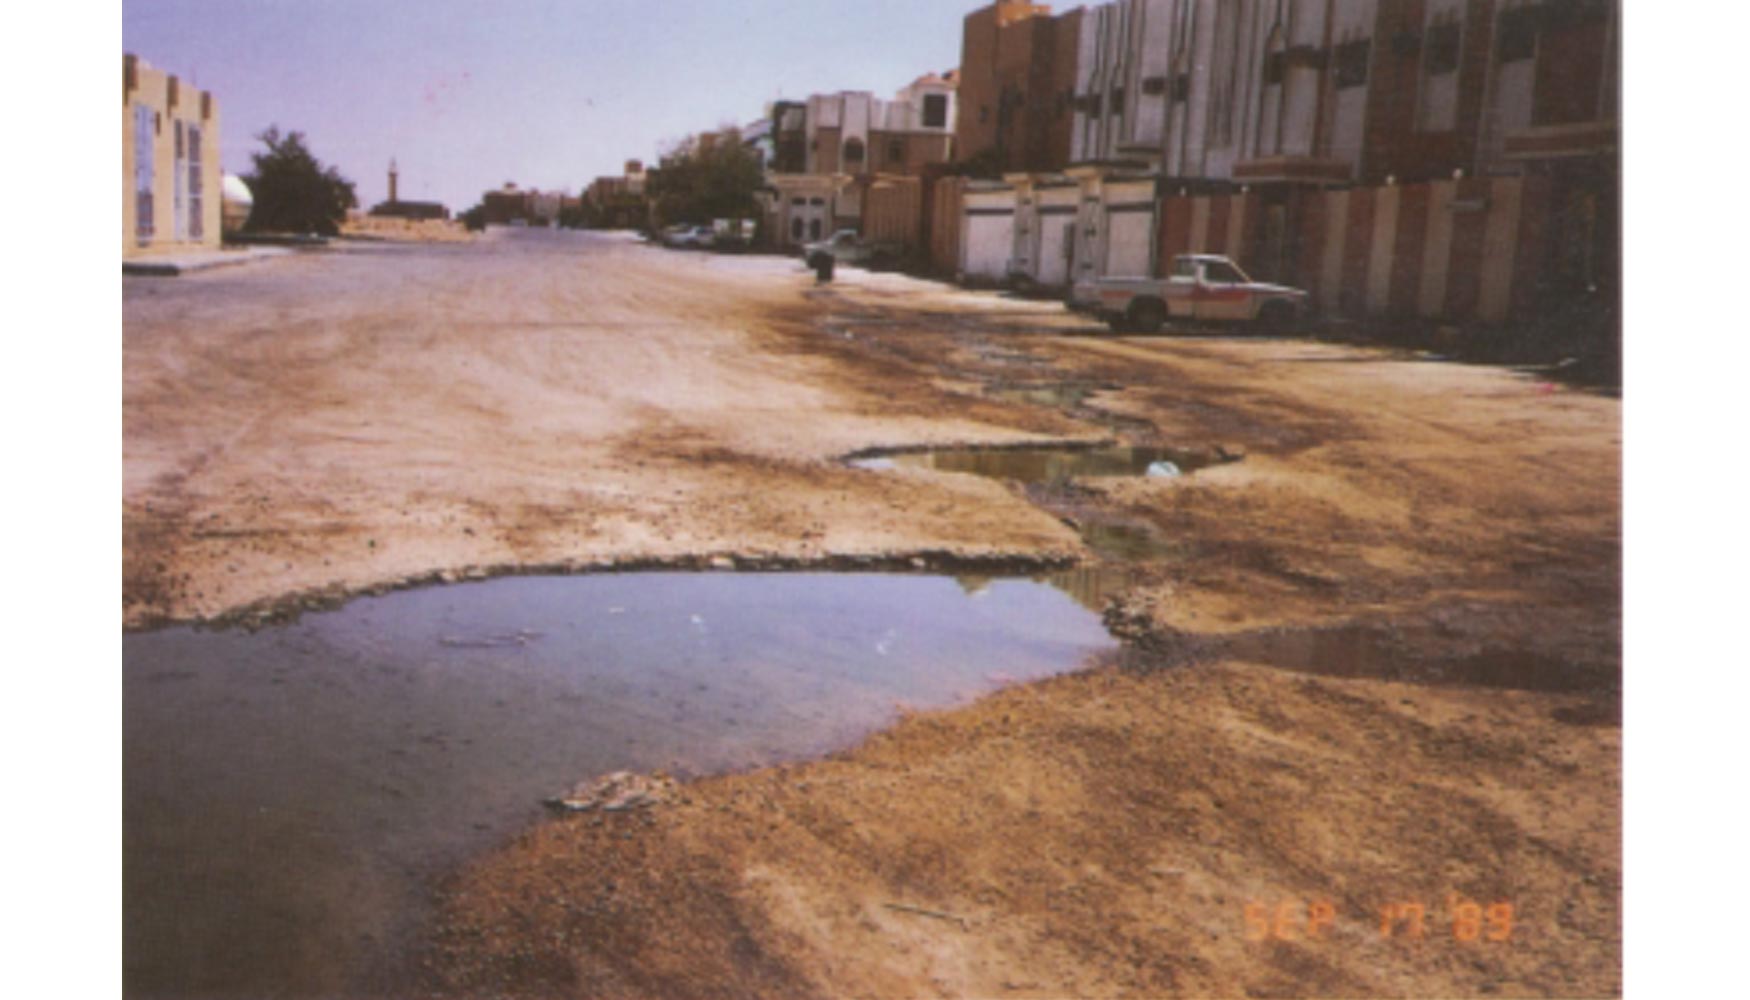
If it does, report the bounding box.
[124,572,1115,998]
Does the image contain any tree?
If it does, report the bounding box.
[242,127,358,236]
[648,129,764,227]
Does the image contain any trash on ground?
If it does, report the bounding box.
[544,770,678,813]
[1145,460,1182,478]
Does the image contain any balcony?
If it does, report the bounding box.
[1231,155,1353,185]
[1501,121,1617,161]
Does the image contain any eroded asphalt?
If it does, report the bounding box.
[124,228,1620,998]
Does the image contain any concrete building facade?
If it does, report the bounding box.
[123,54,222,257]
[764,74,961,253]
[972,0,1615,310]
[955,2,1083,174]
[585,160,650,229]
[802,75,958,178]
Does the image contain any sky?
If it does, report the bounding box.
[121,0,988,212]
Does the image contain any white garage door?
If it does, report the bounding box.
[962,212,1015,281]
[1037,217,1073,287]
[1104,208,1155,278]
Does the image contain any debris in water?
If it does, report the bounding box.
[438,629,543,649]
[1145,460,1182,478]
[544,770,678,813]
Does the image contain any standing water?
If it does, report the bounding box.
[124,572,1116,997]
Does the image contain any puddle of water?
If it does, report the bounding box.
[851,444,1217,483]
[1078,520,1175,562]
[952,565,1150,617]
[124,572,1115,998]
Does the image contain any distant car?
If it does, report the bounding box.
[661,224,715,249]
[803,229,902,270]
[1068,253,1312,334]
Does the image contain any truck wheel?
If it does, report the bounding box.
[1126,299,1167,334]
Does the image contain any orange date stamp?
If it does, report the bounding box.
[1244,896,1515,943]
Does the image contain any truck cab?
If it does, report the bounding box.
[1070,253,1311,333]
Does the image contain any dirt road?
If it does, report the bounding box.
[124,229,1619,997]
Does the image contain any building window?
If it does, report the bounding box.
[1170,74,1190,102]
[1335,38,1371,88]
[843,138,865,166]
[922,93,948,128]
[809,219,823,240]
[792,217,803,240]
[188,123,204,240]
[978,104,990,124]
[1141,76,1167,96]
[174,120,187,241]
[1426,21,1461,75]
[134,104,155,244]
[1108,88,1125,116]
[887,139,904,164]
[1496,6,1537,63]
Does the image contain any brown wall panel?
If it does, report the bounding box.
[1340,185,1376,316]
[1389,184,1431,317]
[1442,176,1491,320]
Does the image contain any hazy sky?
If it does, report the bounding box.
[121,0,988,212]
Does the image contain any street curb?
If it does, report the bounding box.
[122,247,291,276]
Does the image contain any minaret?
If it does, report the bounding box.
[388,158,399,205]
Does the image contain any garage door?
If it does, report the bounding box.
[1104,207,1156,278]
[1037,217,1073,287]
[962,212,1015,281]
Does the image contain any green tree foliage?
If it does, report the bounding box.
[648,130,764,227]
[242,127,358,236]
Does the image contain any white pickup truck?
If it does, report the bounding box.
[1068,253,1312,333]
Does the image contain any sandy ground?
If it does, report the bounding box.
[340,215,476,242]
[123,228,1620,997]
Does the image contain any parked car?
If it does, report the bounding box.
[711,218,758,252]
[661,224,716,249]
[803,229,903,270]
[1068,253,1312,334]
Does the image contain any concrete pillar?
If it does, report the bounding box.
[1365,184,1400,315]
[1477,175,1524,323]
[1419,180,1456,318]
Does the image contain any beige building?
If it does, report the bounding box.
[124,54,222,257]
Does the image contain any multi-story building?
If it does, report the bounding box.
[123,54,222,257]
[479,183,577,226]
[801,75,958,178]
[769,101,810,174]
[585,163,646,227]
[584,160,650,229]
[955,1,1083,174]
[959,0,1615,328]
[766,74,960,249]
[1062,0,1615,187]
